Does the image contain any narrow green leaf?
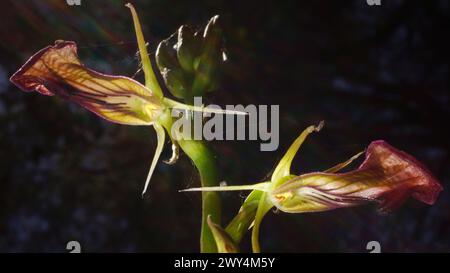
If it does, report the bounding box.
[207,216,239,253]
[225,190,262,244]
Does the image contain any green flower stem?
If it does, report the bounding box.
[179,138,221,253]
[158,111,221,253]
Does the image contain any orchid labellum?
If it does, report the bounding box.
[183,122,443,252]
[10,4,241,196]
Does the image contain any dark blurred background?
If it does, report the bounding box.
[0,0,448,252]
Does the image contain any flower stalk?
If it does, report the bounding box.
[157,109,221,252]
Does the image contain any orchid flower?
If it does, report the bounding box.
[10,4,243,196]
[182,122,443,252]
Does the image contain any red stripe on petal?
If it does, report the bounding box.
[10,41,163,125]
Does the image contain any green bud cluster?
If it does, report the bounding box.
[156,15,226,101]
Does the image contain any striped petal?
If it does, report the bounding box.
[10,40,163,125]
[270,140,443,213]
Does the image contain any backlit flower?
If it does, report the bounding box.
[183,122,443,252]
[10,40,163,126]
[10,4,241,196]
[270,140,443,213]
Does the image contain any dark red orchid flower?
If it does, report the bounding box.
[183,123,443,252]
[270,140,443,213]
[185,123,443,213]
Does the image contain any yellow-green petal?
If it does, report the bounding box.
[271,121,324,184]
[324,151,364,173]
[142,122,166,196]
[126,3,163,98]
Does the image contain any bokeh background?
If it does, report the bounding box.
[0,0,448,252]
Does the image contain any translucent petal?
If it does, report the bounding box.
[10,40,162,125]
[270,141,443,213]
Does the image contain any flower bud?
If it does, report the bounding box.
[156,40,192,99]
[176,25,201,73]
[156,39,179,71]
